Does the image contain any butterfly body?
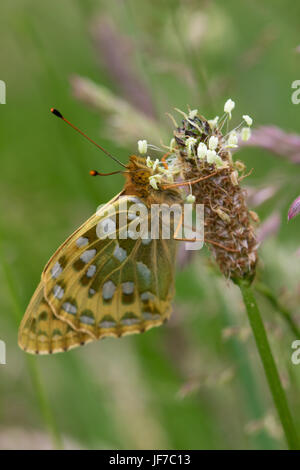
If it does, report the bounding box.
[19,155,182,354]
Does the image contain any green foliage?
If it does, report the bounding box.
[0,0,300,450]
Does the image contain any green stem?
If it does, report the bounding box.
[255,282,300,338]
[215,281,276,448]
[0,241,63,450]
[237,280,299,450]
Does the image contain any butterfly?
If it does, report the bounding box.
[18,110,184,354]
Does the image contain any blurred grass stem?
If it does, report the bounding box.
[255,282,300,338]
[238,280,299,450]
[0,239,63,450]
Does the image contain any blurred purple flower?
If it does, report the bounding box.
[244,126,300,164]
[245,185,278,208]
[288,196,300,221]
[91,17,156,119]
[256,212,281,243]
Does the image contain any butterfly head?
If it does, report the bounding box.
[125,155,181,203]
[126,155,152,182]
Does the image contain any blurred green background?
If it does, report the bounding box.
[0,0,300,450]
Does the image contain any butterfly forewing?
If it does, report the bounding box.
[42,196,177,340]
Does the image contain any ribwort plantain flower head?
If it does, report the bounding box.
[166,101,258,282]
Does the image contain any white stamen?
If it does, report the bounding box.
[188,109,198,119]
[149,174,162,190]
[197,142,207,159]
[243,115,253,126]
[230,170,239,186]
[208,116,219,129]
[186,194,195,204]
[224,98,235,118]
[169,138,176,151]
[152,159,159,171]
[206,149,217,164]
[208,135,218,150]
[186,137,197,157]
[241,127,251,141]
[138,139,147,154]
[214,155,225,168]
[226,131,238,148]
[146,156,153,168]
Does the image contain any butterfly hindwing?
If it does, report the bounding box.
[42,195,177,340]
[18,281,93,354]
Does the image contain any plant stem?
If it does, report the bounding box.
[237,280,299,450]
[215,280,276,449]
[0,241,63,449]
[255,282,300,338]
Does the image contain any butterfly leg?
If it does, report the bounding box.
[172,219,239,253]
[161,170,219,189]
[174,235,239,252]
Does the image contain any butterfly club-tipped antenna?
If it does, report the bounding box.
[89,169,124,177]
[50,108,127,170]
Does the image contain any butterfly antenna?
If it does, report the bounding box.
[89,169,125,176]
[51,108,127,168]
